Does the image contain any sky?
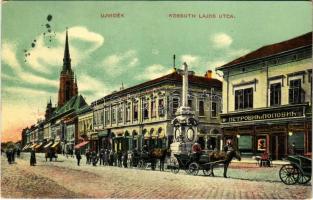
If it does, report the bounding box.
[1,1,311,142]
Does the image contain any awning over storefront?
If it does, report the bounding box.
[98,130,108,137]
[35,143,43,149]
[51,142,60,148]
[44,142,53,148]
[28,143,37,149]
[22,144,30,150]
[74,141,89,149]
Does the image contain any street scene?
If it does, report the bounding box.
[1,1,312,199]
[1,153,311,199]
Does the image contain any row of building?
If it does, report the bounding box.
[20,31,312,159]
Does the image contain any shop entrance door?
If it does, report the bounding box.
[271,134,286,160]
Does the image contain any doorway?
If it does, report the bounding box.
[271,134,286,160]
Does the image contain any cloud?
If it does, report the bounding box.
[136,64,173,81]
[56,26,104,53]
[206,60,227,69]
[2,41,21,71]
[227,48,250,58]
[101,50,139,76]
[18,71,59,88]
[212,33,233,48]
[180,55,201,69]
[78,74,111,102]
[3,86,54,98]
[27,26,104,74]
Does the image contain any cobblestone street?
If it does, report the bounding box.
[1,153,311,199]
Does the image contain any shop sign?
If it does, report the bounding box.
[222,106,305,123]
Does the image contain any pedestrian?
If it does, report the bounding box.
[109,150,114,166]
[99,148,105,165]
[113,151,118,166]
[16,148,21,158]
[6,149,12,164]
[292,142,296,155]
[45,150,49,162]
[75,150,82,166]
[117,151,122,167]
[12,148,16,163]
[104,149,110,165]
[122,151,128,168]
[92,151,98,166]
[30,148,36,166]
[86,150,91,164]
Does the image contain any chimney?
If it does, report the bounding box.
[205,70,212,79]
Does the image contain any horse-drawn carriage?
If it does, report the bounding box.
[169,153,217,176]
[279,155,311,185]
[169,149,241,177]
[130,148,168,171]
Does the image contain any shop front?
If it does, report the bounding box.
[221,104,311,160]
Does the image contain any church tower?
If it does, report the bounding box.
[58,29,78,107]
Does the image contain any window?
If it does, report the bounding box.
[105,108,110,125]
[235,88,253,110]
[158,99,165,117]
[143,100,149,119]
[238,135,253,153]
[199,100,204,116]
[211,102,217,118]
[289,79,304,104]
[126,103,131,122]
[151,99,156,118]
[172,98,179,114]
[133,102,138,121]
[112,106,116,123]
[270,83,281,106]
[100,111,104,124]
[188,99,192,108]
[118,106,123,123]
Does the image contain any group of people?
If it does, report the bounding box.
[82,149,129,168]
[45,148,58,162]
[5,148,20,164]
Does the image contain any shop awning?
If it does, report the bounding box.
[35,143,43,149]
[29,143,37,149]
[44,142,53,148]
[51,142,60,148]
[22,144,30,150]
[74,141,89,149]
[98,130,108,137]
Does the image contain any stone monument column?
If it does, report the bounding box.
[170,62,199,155]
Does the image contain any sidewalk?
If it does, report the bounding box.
[232,157,289,165]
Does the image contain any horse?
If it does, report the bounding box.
[150,148,170,171]
[207,149,241,178]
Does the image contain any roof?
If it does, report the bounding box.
[52,95,88,119]
[217,32,312,70]
[92,71,222,105]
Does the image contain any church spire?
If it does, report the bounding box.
[62,28,72,72]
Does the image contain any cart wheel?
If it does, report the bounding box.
[170,158,180,174]
[297,169,311,184]
[188,162,199,176]
[138,160,146,169]
[279,164,299,185]
[203,169,212,176]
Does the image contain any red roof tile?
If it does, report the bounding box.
[217,32,312,70]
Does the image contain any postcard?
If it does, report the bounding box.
[1,1,312,199]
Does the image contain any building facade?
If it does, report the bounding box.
[217,32,312,159]
[92,70,222,153]
[77,106,94,153]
